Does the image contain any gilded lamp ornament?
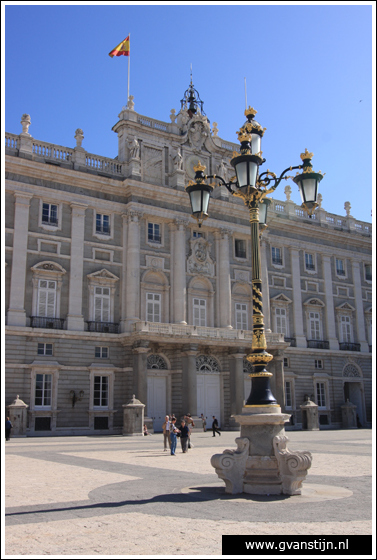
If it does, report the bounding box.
[185,106,324,407]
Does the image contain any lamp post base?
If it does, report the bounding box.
[211,405,312,496]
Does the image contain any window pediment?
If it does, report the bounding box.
[87,269,119,284]
[303,297,325,308]
[31,261,66,276]
[271,293,292,306]
[336,302,355,312]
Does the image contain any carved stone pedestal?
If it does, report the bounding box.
[211,406,312,496]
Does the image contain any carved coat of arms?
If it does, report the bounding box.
[187,238,215,276]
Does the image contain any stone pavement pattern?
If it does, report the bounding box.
[4,429,372,556]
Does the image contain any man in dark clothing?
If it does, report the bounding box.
[5,417,13,441]
[179,420,190,452]
[212,416,221,437]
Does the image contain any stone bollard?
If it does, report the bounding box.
[300,397,319,430]
[6,395,29,437]
[122,395,145,436]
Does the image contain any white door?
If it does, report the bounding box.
[147,376,166,432]
[197,373,221,428]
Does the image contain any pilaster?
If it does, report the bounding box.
[172,219,188,324]
[322,254,339,350]
[66,203,87,331]
[290,248,307,347]
[218,228,232,328]
[7,192,33,326]
[132,341,149,409]
[351,260,369,352]
[124,210,142,331]
[181,344,198,416]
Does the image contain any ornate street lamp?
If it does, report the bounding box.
[185,106,324,408]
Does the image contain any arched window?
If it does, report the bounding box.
[196,355,220,372]
[147,355,168,370]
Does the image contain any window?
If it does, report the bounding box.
[94,287,110,322]
[87,269,119,327]
[275,307,287,336]
[35,373,52,407]
[309,311,321,340]
[272,247,283,266]
[193,231,203,238]
[193,298,206,327]
[365,264,372,282]
[315,359,323,369]
[42,203,58,226]
[285,381,292,409]
[305,252,315,271]
[146,293,161,322]
[336,258,345,276]
[96,213,110,235]
[235,239,247,259]
[37,280,57,318]
[283,357,289,368]
[235,303,248,330]
[93,376,108,408]
[340,315,353,343]
[148,222,161,243]
[316,382,326,408]
[37,343,53,356]
[95,346,109,359]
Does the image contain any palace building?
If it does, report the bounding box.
[4,83,372,435]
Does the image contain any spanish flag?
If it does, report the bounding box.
[109,36,130,57]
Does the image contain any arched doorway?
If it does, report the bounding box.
[342,362,365,425]
[196,355,221,427]
[147,354,168,432]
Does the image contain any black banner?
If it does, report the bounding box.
[222,535,372,556]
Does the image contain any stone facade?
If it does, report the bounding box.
[4,89,372,435]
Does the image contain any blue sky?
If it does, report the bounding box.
[3,2,374,223]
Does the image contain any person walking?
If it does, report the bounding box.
[5,417,13,441]
[185,413,195,448]
[212,416,221,437]
[162,415,171,451]
[169,417,180,455]
[201,413,207,432]
[179,420,189,453]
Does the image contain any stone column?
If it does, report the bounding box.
[229,350,245,420]
[270,350,285,410]
[119,214,128,332]
[218,229,232,328]
[132,342,149,410]
[172,219,187,324]
[67,203,87,330]
[290,248,307,347]
[260,236,271,331]
[7,192,33,326]
[124,211,142,331]
[322,254,339,350]
[181,344,198,416]
[351,260,369,352]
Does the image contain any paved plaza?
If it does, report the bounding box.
[4,428,373,556]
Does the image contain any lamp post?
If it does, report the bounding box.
[186,106,324,409]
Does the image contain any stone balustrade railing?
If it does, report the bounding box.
[85,154,123,175]
[137,115,168,132]
[5,130,371,235]
[133,321,286,344]
[33,140,73,161]
[5,133,19,150]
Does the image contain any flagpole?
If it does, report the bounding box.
[127,33,130,103]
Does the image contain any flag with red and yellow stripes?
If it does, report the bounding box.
[108,36,130,57]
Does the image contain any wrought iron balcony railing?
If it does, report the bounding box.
[307,340,330,349]
[339,342,361,352]
[30,316,65,329]
[87,321,119,334]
